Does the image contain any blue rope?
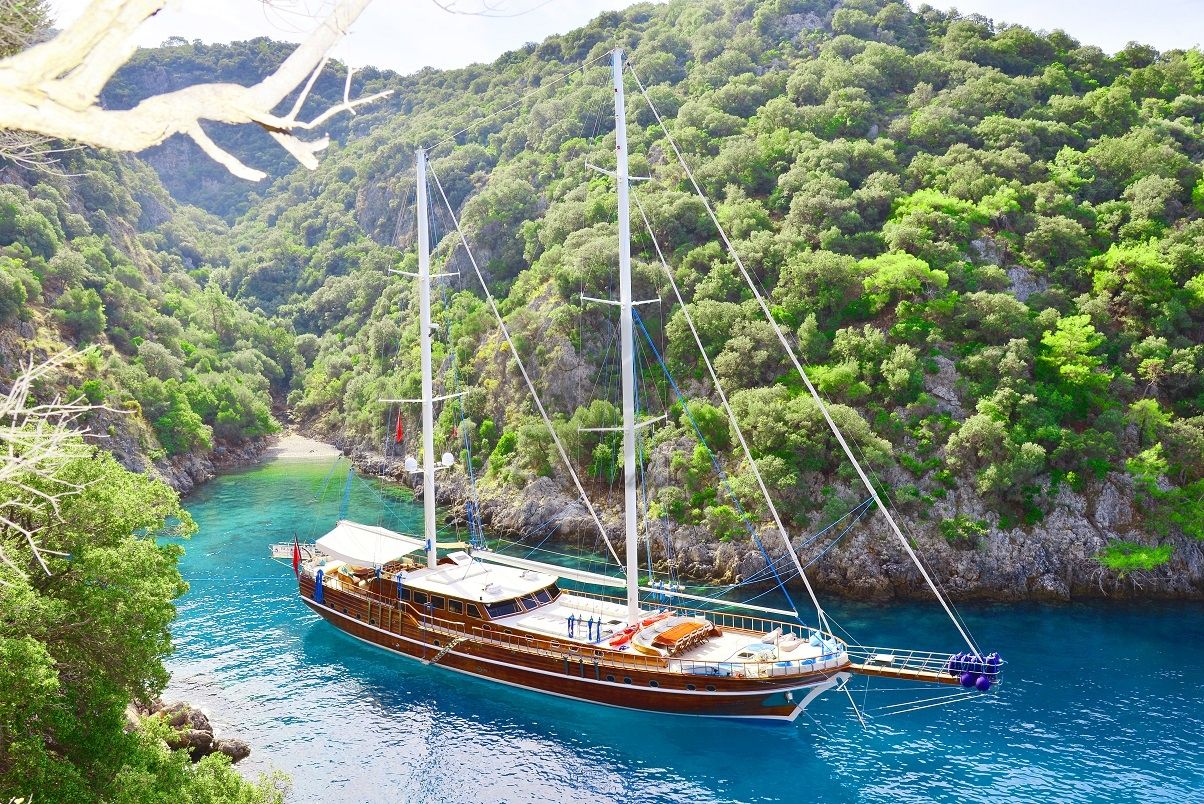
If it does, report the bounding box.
[353,473,417,526]
[804,502,874,570]
[338,468,354,520]
[314,458,343,503]
[632,309,800,620]
[448,318,485,548]
[635,328,678,589]
[633,335,656,585]
[797,496,874,552]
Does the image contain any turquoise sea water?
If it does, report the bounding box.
[168,459,1204,803]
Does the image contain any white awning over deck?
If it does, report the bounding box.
[315,520,424,567]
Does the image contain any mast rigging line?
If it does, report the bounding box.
[632,308,800,621]
[631,191,825,632]
[626,61,980,656]
[427,163,624,568]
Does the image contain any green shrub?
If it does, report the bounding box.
[1096,541,1173,574]
[939,514,989,548]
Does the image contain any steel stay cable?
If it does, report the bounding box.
[632,191,825,631]
[627,62,979,656]
[427,164,623,567]
[632,308,800,618]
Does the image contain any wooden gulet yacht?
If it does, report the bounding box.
[274,50,1002,722]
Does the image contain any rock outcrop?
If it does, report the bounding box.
[129,700,253,764]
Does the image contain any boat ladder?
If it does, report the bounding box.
[425,634,469,666]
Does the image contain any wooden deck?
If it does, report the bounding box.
[848,662,961,685]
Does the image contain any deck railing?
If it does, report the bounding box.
[302,567,848,679]
[845,644,998,683]
[561,587,843,647]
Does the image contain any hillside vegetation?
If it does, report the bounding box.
[195,0,1204,577]
[0,152,291,477]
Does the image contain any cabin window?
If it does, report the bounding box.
[519,594,540,610]
[649,680,659,688]
[467,604,483,619]
[606,675,615,683]
[448,600,464,614]
[430,595,446,610]
[399,588,411,602]
[686,684,696,691]
[533,587,554,604]
[413,592,428,606]
[623,677,633,685]
[484,599,522,618]
[706,685,716,692]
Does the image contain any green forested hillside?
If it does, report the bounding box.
[204,0,1203,570]
[0,152,292,470]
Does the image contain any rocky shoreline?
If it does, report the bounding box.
[126,700,251,765]
[335,439,1204,604]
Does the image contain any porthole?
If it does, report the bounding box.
[623,677,633,685]
[649,680,660,688]
[686,684,696,691]
[706,685,716,692]
[606,675,615,683]
[434,639,441,647]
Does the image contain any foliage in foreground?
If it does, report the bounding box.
[0,438,283,802]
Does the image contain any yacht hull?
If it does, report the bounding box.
[300,582,846,721]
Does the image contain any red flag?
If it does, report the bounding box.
[395,414,404,444]
[292,534,301,578]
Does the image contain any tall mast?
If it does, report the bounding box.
[613,49,640,625]
[416,148,438,570]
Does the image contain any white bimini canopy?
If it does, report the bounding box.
[315,520,424,567]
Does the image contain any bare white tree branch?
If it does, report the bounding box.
[0,0,390,180]
[0,349,118,585]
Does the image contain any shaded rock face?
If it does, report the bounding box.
[924,355,966,418]
[1005,265,1048,302]
[213,738,252,763]
[782,12,826,38]
[337,438,1204,603]
[152,439,269,496]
